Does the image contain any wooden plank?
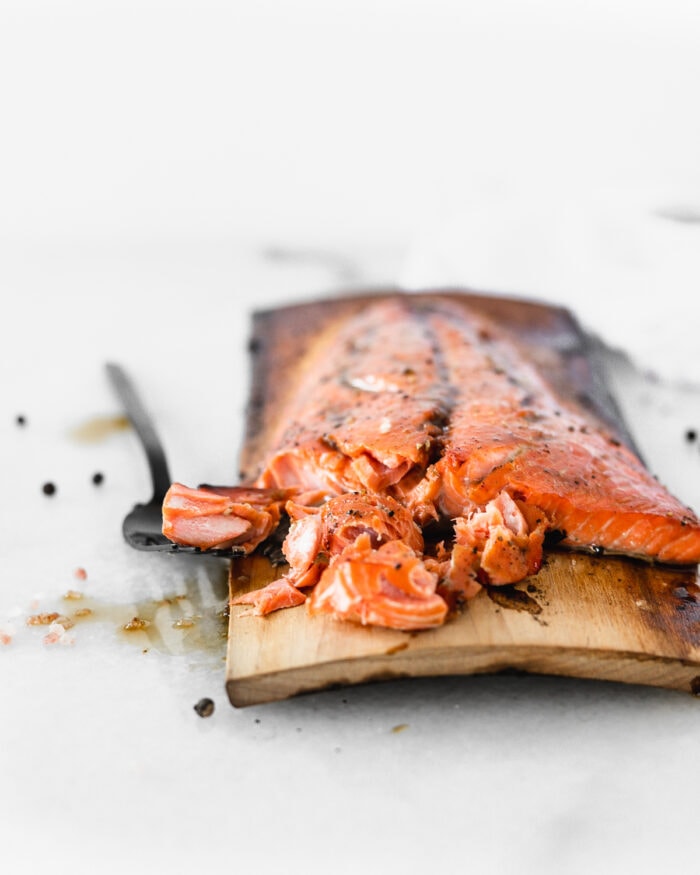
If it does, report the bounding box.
[225,291,700,706]
[226,552,700,706]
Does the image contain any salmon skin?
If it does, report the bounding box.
[163,293,700,630]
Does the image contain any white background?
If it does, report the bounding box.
[2,2,700,873]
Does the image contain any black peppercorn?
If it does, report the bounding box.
[194,698,215,718]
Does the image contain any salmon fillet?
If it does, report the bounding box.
[163,294,700,630]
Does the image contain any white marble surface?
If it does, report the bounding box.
[3,2,700,874]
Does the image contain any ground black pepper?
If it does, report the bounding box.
[92,472,104,485]
[686,429,697,443]
[16,415,26,426]
[42,482,56,496]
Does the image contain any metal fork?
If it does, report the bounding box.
[106,363,244,557]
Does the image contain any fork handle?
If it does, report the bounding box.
[106,363,172,501]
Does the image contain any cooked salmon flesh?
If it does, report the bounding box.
[163,296,700,629]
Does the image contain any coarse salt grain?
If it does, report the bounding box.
[27,612,60,626]
[43,622,75,646]
[63,590,83,601]
[0,623,16,645]
[122,617,150,632]
[379,418,392,434]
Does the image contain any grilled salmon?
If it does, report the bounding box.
[308,533,447,630]
[164,294,700,630]
[229,492,425,615]
[162,484,296,552]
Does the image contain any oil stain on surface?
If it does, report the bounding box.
[57,590,228,660]
[70,415,130,443]
[24,562,232,667]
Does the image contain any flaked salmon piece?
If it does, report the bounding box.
[228,503,323,616]
[281,505,325,590]
[162,483,296,551]
[426,492,546,598]
[231,578,307,616]
[231,494,424,619]
[280,492,424,591]
[320,493,423,555]
[451,491,546,587]
[308,534,448,630]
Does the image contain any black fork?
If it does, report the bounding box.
[106,363,244,557]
